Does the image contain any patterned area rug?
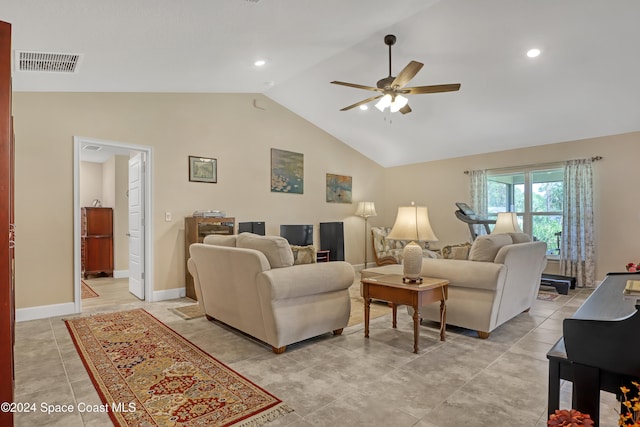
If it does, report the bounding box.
[81,280,99,299]
[170,304,205,320]
[348,296,392,327]
[537,291,562,302]
[65,309,293,426]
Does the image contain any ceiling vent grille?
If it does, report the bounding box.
[16,51,81,73]
[82,144,102,152]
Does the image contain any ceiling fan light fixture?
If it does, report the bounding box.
[390,95,409,113]
[375,94,392,111]
[359,104,369,111]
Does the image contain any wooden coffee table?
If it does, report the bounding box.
[361,274,449,353]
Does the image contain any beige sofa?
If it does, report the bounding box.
[371,226,439,265]
[362,233,547,338]
[187,233,354,353]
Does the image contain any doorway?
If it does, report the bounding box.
[73,136,153,313]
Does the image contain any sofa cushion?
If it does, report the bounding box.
[468,234,513,262]
[290,245,317,265]
[509,232,531,243]
[236,233,294,268]
[203,234,237,247]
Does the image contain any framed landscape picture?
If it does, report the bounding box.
[326,173,352,203]
[189,156,217,183]
[271,148,304,194]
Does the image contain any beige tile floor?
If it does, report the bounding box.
[13,276,621,426]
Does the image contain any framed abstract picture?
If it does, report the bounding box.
[326,173,352,203]
[271,148,303,194]
[189,156,217,183]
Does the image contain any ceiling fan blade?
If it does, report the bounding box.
[391,61,424,89]
[399,104,412,115]
[404,83,461,94]
[340,95,383,111]
[330,81,381,92]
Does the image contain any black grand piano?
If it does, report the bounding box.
[547,271,640,426]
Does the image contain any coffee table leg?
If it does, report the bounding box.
[364,296,370,338]
[412,305,420,353]
[392,303,397,328]
[439,298,446,341]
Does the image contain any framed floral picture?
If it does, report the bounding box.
[271,148,303,194]
[189,156,217,183]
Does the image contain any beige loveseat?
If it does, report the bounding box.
[362,233,547,338]
[187,233,354,354]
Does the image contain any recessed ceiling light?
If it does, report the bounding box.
[526,48,541,58]
[359,105,368,111]
[254,59,266,67]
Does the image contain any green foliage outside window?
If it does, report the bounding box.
[487,169,563,255]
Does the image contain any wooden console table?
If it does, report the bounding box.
[361,274,448,353]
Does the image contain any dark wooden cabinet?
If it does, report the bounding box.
[184,217,234,300]
[81,207,114,278]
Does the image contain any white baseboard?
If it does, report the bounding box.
[152,287,186,302]
[113,270,129,278]
[16,302,77,322]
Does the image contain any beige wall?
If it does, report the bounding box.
[13,91,639,311]
[79,161,102,207]
[380,132,640,281]
[12,92,385,309]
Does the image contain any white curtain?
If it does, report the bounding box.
[468,170,488,236]
[561,159,595,287]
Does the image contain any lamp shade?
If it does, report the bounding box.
[387,205,438,242]
[492,212,523,234]
[355,201,377,218]
[387,204,438,282]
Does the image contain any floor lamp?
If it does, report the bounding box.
[355,202,377,268]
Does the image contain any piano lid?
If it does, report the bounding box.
[563,272,640,377]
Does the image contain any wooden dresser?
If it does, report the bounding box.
[184,216,235,300]
[81,207,114,278]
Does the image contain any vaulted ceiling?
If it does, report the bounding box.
[4,0,640,166]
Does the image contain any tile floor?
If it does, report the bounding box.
[13,276,621,426]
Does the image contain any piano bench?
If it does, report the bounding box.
[547,337,631,425]
[547,338,573,418]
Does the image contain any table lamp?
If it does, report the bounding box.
[387,203,438,283]
[355,201,377,268]
[492,212,522,234]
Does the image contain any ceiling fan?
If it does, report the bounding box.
[330,34,461,114]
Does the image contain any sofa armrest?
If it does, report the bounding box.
[257,261,354,300]
[420,258,506,291]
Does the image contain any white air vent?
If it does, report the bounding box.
[82,144,102,152]
[16,51,81,73]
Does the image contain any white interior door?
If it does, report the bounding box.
[128,153,145,299]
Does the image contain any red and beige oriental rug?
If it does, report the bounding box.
[81,280,99,299]
[65,309,293,426]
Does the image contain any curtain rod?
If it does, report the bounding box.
[463,156,603,174]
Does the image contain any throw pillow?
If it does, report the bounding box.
[441,242,472,260]
[468,234,513,262]
[290,245,317,265]
[236,233,294,268]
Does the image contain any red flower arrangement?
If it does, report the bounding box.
[548,409,594,426]
[627,263,639,272]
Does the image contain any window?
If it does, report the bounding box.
[487,167,563,256]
